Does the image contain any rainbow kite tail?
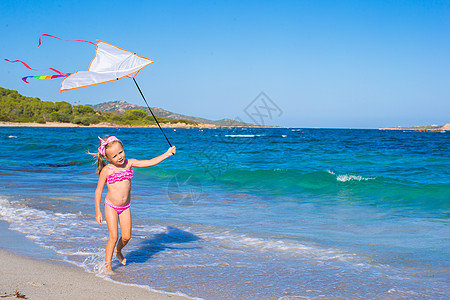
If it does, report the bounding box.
[22,73,72,83]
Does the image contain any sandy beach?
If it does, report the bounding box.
[0,249,190,300]
[0,121,217,129]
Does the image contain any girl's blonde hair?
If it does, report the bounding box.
[90,136,123,174]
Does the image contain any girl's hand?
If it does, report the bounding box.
[167,146,176,156]
[96,212,103,225]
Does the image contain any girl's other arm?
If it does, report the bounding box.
[130,146,176,168]
[94,169,108,224]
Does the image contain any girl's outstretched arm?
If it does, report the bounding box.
[94,168,109,224]
[129,146,176,168]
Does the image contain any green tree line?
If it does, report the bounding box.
[0,87,197,126]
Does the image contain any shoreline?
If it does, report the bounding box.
[379,123,450,132]
[0,121,284,129]
[0,249,191,300]
[0,221,192,300]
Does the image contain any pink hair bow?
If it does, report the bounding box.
[98,136,120,157]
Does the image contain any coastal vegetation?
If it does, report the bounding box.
[0,87,198,126]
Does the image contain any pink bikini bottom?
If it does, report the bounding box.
[105,198,130,214]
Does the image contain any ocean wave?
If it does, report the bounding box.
[104,219,370,267]
[327,170,375,182]
[217,168,377,192]
[195,228,365,265]
[225,134,263,138]
[147,165,450,209]
[0,198,99,254]
[189,228,403,278]
[209,169,450,210]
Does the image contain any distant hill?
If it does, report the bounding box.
[89,100,250,126]
[0,86,198,127]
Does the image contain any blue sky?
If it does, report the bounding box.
[1,0,449,128]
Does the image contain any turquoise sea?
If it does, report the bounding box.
[0,127,449,299]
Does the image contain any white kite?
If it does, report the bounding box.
[61,40,153,91]
[4,34,171,146]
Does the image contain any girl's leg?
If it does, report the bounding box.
[116,207,131,265]
[104,204,119,272]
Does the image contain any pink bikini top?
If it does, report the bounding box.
[106,160,133,184]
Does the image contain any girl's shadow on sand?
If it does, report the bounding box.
[123,226,201,265]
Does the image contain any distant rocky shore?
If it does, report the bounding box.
[380,124,450,132]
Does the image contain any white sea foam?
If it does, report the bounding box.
[327,170,375,182]
[384,288,424,298]
[54,212,80,217]
[195,228,360,264]
[81,248,106,273]
[56,248,98,256]
[0,198,99,256]
[133,224,168,234]
[225,134,262,138]
[0,199,140,281]
[8,135,18,138]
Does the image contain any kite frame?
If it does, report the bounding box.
[60,40,154,92]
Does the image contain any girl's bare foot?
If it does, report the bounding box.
[105,262,114,275]
[115,249,127,265]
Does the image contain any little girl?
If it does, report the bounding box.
[93,135,176,274]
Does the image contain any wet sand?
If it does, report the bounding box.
[0,249,191,300]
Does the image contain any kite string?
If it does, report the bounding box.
[132,78,173,148]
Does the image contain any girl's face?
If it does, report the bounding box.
[105,142,126,166]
